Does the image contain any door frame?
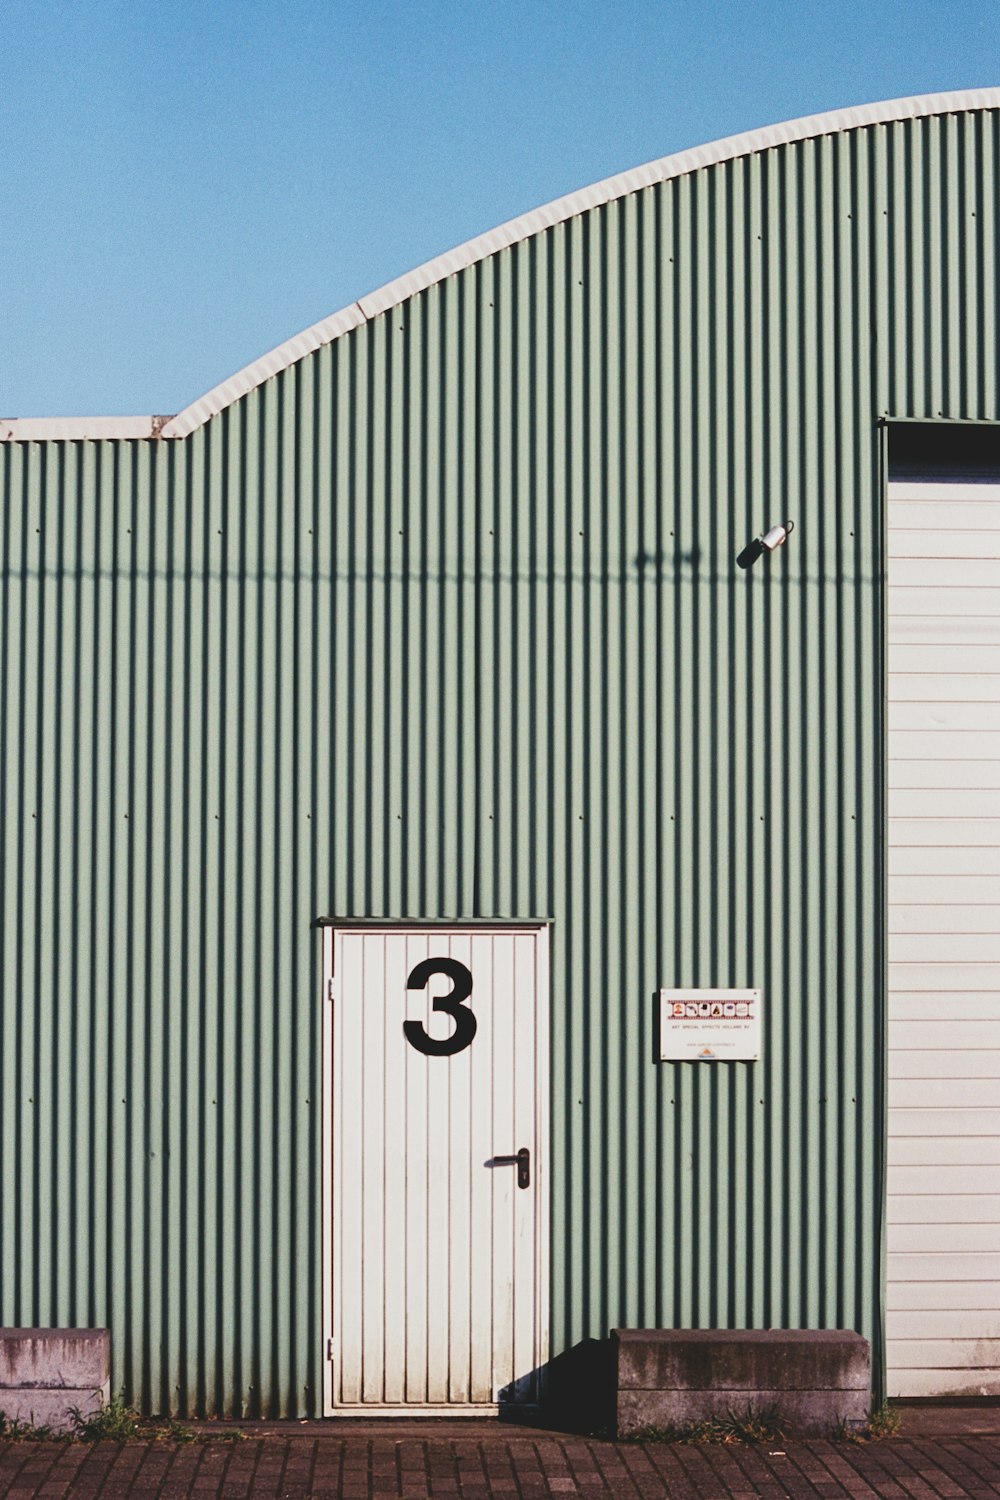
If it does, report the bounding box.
[320,919,551,1417]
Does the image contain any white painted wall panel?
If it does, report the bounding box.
[888,964,1000,991]
[890,906,1000,934]
[893,876,1000,894]
[888,1141,1000,1170]
[889,1165,1000,1193]
[891,644,1000,673]
[886,477,1000,1399]
[889,502,1000,530]
[890,559,1000,588]
[889,934,1000,962]
[890,732,1000,759]
[890,1108,1000,1137]
[889,791,1000,820]
[886,1024,1000,1055]
[889,1311,1000,1339]
[887,1282,1000,1311]
[889,761,1000,791]
[887,1338,1000,1367]
[889,1224,1000,1253]
[891,1044,1000,1073]
[888,589,1000,622]
[888,846,1000,875]
[889,618,1000,645]
[890,1254,1000,1282]
[887,531,1000,559]
[888,1196,1000,1224]
[889,704,1000,731]
[884,1366,1000,1397]
[889,1078,1000,1108]
[898,1164,1000,1197]
[885,482,1000,505]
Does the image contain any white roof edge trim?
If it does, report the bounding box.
[1,415,167,442]
[6,88,999,445]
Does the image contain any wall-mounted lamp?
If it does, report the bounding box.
[737,518,795,569]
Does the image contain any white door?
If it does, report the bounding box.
[886,476,1000,1396]
[323,924,549,1414]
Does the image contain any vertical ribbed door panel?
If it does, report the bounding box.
[329,925,548,1411]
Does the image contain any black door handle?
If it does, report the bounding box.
[493,1147,530,1189]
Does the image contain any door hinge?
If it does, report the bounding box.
[326,1337,335,1360]
[327,976,335,1003]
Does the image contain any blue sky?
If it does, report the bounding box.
[2,0,997,417]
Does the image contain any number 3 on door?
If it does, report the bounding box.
[403,957,477,1057]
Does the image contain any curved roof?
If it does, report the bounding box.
[5,86,1000,444]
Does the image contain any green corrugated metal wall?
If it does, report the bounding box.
[1,106,998,1416]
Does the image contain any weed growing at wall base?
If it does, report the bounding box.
[839,1402,904,1442]
[0,1412,57,1441]
[67,1394,249,1444]
[625,1405,785,1444]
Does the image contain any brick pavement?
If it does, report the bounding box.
[1,1423,999,1498]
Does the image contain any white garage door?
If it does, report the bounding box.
[886,475,1000,1396]
[322,923,549,1414]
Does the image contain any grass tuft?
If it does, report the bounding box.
[70,1392,141,1442]
[839,1402,903,1443]
[2,1394,250,1446]
[0,1411,57,1441]
[70,1392,252,1443]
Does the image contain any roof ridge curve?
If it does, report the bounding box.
[5,88,1000,443]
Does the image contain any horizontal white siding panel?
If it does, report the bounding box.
[888,1371,1000,1397]
[888,1310,1000,1339]
[888,760,1000,789]
[889,906,1000,934]
[888,1140,1000,1169]
[887,1338,1000,1368]
[888,617,1000,646]
[888,1254,1000,1282]
[889,703,1000,734]
[889,482,1000,503]
[888,965,1000,992]
[889,790,1000,819]
[888,587,1000,620]
[891,644,1000,674]
[893,876,1000,894]
[888,934,1000,963]
[888,1195,1000,1224]
[888,731,1000,758]
[888,845,1000,875]
[889,1107,1000,1136]
[887,1282,1000,1311]
[888,502,1000,530]
[893,996,1000,1020]
[886,1367,1000,1397]
[886,1023,1000,1051]
[887,531,1000,559]
[890,1045,1000,1074]
[888,1165,1000,1193]
[889,815,1000,843]
[889,558,1000,589]
[889,1078,1000,1109]
[893,846,1000,870]
[888,671,1000,702]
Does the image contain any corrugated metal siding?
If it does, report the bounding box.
[1,105,998,1416]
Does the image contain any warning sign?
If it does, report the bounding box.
[658,988,761,1061]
